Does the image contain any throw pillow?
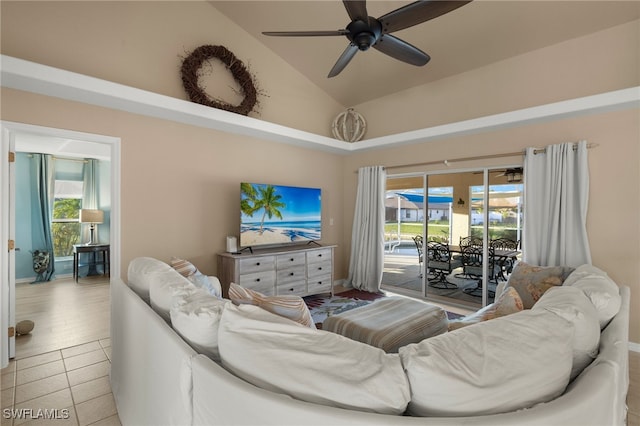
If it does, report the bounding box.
[170,256,199,277]
[505,261,574,309]
[399,309,574,417]
[228,283,315,329]
[563,264,621,329]
[170,290,230,362]
[532,285,600,380]
[218,303,410,415]
[448,286,524,331]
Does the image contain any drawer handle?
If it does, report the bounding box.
[256,278,260,282]
[256,262,261,266]
[290,258,294,262]
[318,254,323,258]
[317,267,322,271]
[289,272,295,276]
[289,288,294,292]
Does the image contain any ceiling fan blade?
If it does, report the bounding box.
[342,0,369,22]
[262,30,349,37]
[328,43,359,78]
[373,34,430,66]
[378,0,472,34]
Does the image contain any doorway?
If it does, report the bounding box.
[1,121,121,368]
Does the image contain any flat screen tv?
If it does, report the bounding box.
[240,182,322,249]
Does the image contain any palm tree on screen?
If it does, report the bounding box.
[242,184,286,235]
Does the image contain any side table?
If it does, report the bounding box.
[73,244,110,282]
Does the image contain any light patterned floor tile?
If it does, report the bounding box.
[1,360,16,374]
[87,414,120,426]
[62,351,106,373]
[1,386,14,409]
[15,374,69,404]
[16,353,61,372]
[13,389,73,426]
[60,343,101,360]
[75,394,117,426]
[98,340,110,349]
[65,362,109,388]
[70,377,111,405]
[16,362,65,386]
[2,372,16,390]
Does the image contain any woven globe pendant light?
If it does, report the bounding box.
[332,108,366,142]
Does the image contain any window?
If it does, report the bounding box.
[52,180,83,257]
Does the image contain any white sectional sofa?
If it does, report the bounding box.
[110,257,630,425]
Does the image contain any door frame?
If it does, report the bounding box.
[0,121,121,368]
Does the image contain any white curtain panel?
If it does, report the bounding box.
[347,166,386,292]
[523,141,591,267]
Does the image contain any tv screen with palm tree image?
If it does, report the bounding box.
[240,182,322,248]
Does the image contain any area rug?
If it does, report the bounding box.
[304,290,464,329]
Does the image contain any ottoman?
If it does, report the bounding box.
[322,296,448,353]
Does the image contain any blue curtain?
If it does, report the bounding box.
[30,154,55,282]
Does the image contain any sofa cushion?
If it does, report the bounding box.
[532,285,600,380]
[170,290,229,362]
[148,269,199,322]
[448,286,524,331]
[505,261,574,308]
[218,303,411,415]
[563,264,621,329]
[127,257,174,303]
[228,283,315,328]
[399,309,574,417]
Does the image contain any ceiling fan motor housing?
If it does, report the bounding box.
[346,18,382,51]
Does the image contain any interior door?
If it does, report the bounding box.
[1,125,16,367]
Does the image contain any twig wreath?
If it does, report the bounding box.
[181,45,258,116]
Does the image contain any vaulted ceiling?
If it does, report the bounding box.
[212,1,640,107]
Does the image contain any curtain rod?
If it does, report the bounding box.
[383,142,598,171]
[26,154,88,163]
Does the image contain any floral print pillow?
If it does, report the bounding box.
[505,262,575,309]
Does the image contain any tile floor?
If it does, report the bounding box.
[1,339,120,426]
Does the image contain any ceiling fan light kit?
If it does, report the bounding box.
[262,0,472,77]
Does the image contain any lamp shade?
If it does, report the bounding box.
[79,209,104,224]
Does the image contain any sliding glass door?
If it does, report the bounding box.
[382,167,523,309]
[382,175,426,297]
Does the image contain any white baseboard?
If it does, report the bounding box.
[629,341,640,352]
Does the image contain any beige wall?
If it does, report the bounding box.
[1,88,348,281]
[343,108,640,343]
[0,1,344,136]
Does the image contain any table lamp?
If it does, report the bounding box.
[79,209,104,245]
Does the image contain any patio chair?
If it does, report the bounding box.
[426,241,462,289]
[460,245,498,297]
[412,235,424,277]
[490,238,519,280]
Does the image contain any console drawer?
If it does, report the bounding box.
[308,259,332,278]
[307,274,332,294]
[238,256,275,274]
[277,265,306,285]
[276,252,306,269]
[276,281,308,297]
[238,271,276,295]
[307,248,332,265]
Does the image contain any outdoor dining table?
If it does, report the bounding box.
[447,244,521,285]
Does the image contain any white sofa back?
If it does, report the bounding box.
[111,257,631,426]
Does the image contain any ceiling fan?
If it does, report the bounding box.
[262,0,472,78]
